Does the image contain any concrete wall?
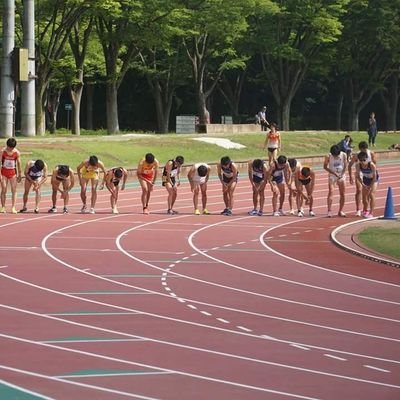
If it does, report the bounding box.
[200,124,261,134]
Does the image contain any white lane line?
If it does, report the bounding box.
[0,365,158,400]
[0,379,55,400]
[57,371,172,378]
[217,318,230,324]
[290,344,310,351]
[324,354,347,361]
[364,365,390,373]
[3,273,399,367]
[4,328,399,395]
[28,212,400,367]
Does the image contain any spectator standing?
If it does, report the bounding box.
[257,106,269,131]
[367,112,378,147]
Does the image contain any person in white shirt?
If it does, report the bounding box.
[323,144,347,217]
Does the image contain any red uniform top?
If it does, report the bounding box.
[1,148,20,178]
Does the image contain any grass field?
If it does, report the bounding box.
[358,225,400,260]
[13,130,400,170]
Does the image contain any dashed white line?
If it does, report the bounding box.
[237,326,252,333]
[201,311,212,316]
[217,318,230,324]
[364,365,390,373]
[324,354,347,361]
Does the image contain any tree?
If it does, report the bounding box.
[380,72,399,132]
[34,0,89,135]
[337,0,400,130]
[181,0,259,125]
[254,0,348,130]
[135,6,191,133]
[94,0,178,134]
[68,17,94,135]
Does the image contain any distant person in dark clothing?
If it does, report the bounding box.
[367,112,377,147]
[338,135,353,161]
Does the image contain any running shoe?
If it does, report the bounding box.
[297,210,304,217]
[362,211,370,218]
[273,211,280,217]
[309,211,316,217]
[34,208,39,214]
[194,209,201,215]
[338,211,346,217]
[63,207,69,214]
[355,210,362,217]
[327,211,332,218]
[278,209,286,216]
[248,209,258,216]
[143,207,149,215]
[202,209,210,215]
[11,207,17,214]
[19,207,28,213]
[0,207,5,213]
[81,205,87,213]
[220,208,229,215]
[90,208,95,214]
[289,209,296,215]
[257,210,264,216]
[224,209,232,216]
[48,207,57,213]
[112,207,119,214]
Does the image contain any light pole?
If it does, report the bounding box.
[21,0,36,137]
[0,0,15,138]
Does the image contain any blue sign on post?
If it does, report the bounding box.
[65,104,72,130]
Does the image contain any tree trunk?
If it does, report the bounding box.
[70,83,83,136]
[105,81,119,135]
[152,80,173,133]
[347,103,360,131]
[36,85,47,136]
[197,92,210,125]
[46,88,61,133]
[335,94,343,131]
[85,83,94,130]
[380,73,399,132]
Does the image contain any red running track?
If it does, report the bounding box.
[0,162,399,399]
